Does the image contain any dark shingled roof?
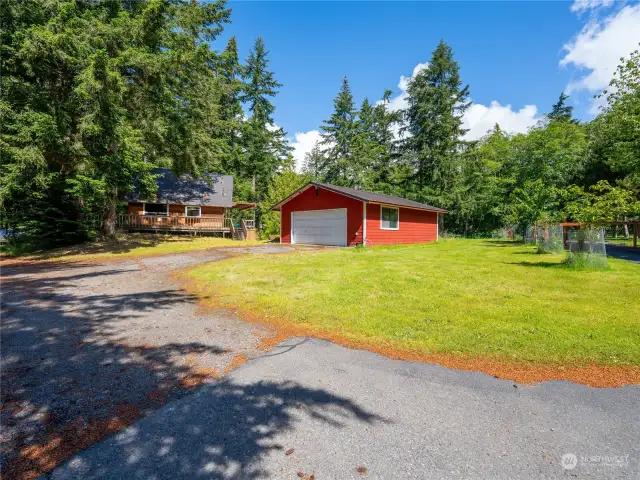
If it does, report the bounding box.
[127,168,233,207]
[271,182,447,213]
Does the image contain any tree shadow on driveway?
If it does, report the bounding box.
[50,377,386,480]
[1,264,228,478]
[1,260,385,479]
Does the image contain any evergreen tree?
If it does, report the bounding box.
[302,145,324,180]
[218,36,246,174]
[369,90,402,193]
[352,98,379,189]
[548,92,576,123]
[0,0,233,239]
[242,36,290,198]
[319,77,358,186]
[261,168,312,238]
[404,40,471,208]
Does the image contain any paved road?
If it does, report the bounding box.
[607,244,640,264]
[49,337,639,480]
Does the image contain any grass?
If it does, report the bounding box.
[0,233,263,263]
[186,239,640,366]
[606,236,635,246]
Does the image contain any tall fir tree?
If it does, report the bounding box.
[218,36,245,174]
[369,90,402,193]
[319,77,358,186]
[241,36,290,198]
[548,92,576,123]
[352,97,379,189]
[302,145,324,180]
[404,40,471,208]
[0,0,233,239]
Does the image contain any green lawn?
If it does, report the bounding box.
[1,234,263,262]
[606,236,635,246]
[187,239,640,365]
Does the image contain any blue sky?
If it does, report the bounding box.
[217,0,640,169]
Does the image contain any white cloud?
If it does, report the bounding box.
[570,0,616,13]
[383,62,428,112]
[384,62,540,140]
[561,3,640,102]
[462,101,539,140]
[289,130,321,172]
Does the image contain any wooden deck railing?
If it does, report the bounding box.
[129,215,229,231]
[86,214,231,232]
[243,219,256,230]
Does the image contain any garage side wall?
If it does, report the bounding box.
[365,204,437,245]
[280,187,364,246]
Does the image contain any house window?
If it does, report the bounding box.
[380,206,399,230]
[144,203,168,216]
[185,206,201,217]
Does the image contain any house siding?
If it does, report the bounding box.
[365,203,437,246]
[280,186,364,246]
[127,203,224,219]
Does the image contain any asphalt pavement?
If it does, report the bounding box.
[47,337,639,480]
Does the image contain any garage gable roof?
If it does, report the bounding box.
[271,182,447,213]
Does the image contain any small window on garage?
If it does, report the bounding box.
[185,206,201,217]
[144,203,168,216]
[380,206,399,230]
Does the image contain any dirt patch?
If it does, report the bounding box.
[6,404,142,480]
[181,276,640,388]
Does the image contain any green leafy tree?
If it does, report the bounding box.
[261,168,311,239]
[319,77,358,186]
[404,40,471,207]
[506,180,559,241]
[588,47,640,196]
[509,120,588,190]
[451,124,513,235]
[560,181,640,226]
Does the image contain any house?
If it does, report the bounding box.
[124,168,256,239]
[271,182,446,246]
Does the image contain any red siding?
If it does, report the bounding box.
[365,203,438,246]
[280,186,364,246]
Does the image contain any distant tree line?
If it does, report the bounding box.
[301,41,640,237]
[1,0,290,246]
[2,1,638,247]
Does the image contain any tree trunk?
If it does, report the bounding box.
[624,219,630,239]
[102,195,117,238]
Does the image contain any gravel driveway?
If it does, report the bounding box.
[0,245,303,479]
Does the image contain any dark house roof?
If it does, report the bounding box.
[271,182,447,213]
[127,168,233,207]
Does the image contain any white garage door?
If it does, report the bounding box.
[291,209,347,246]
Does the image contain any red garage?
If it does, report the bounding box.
[271,182,446,247]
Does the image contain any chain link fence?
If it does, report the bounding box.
[567,228,607,268]
[525,226,564,254]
